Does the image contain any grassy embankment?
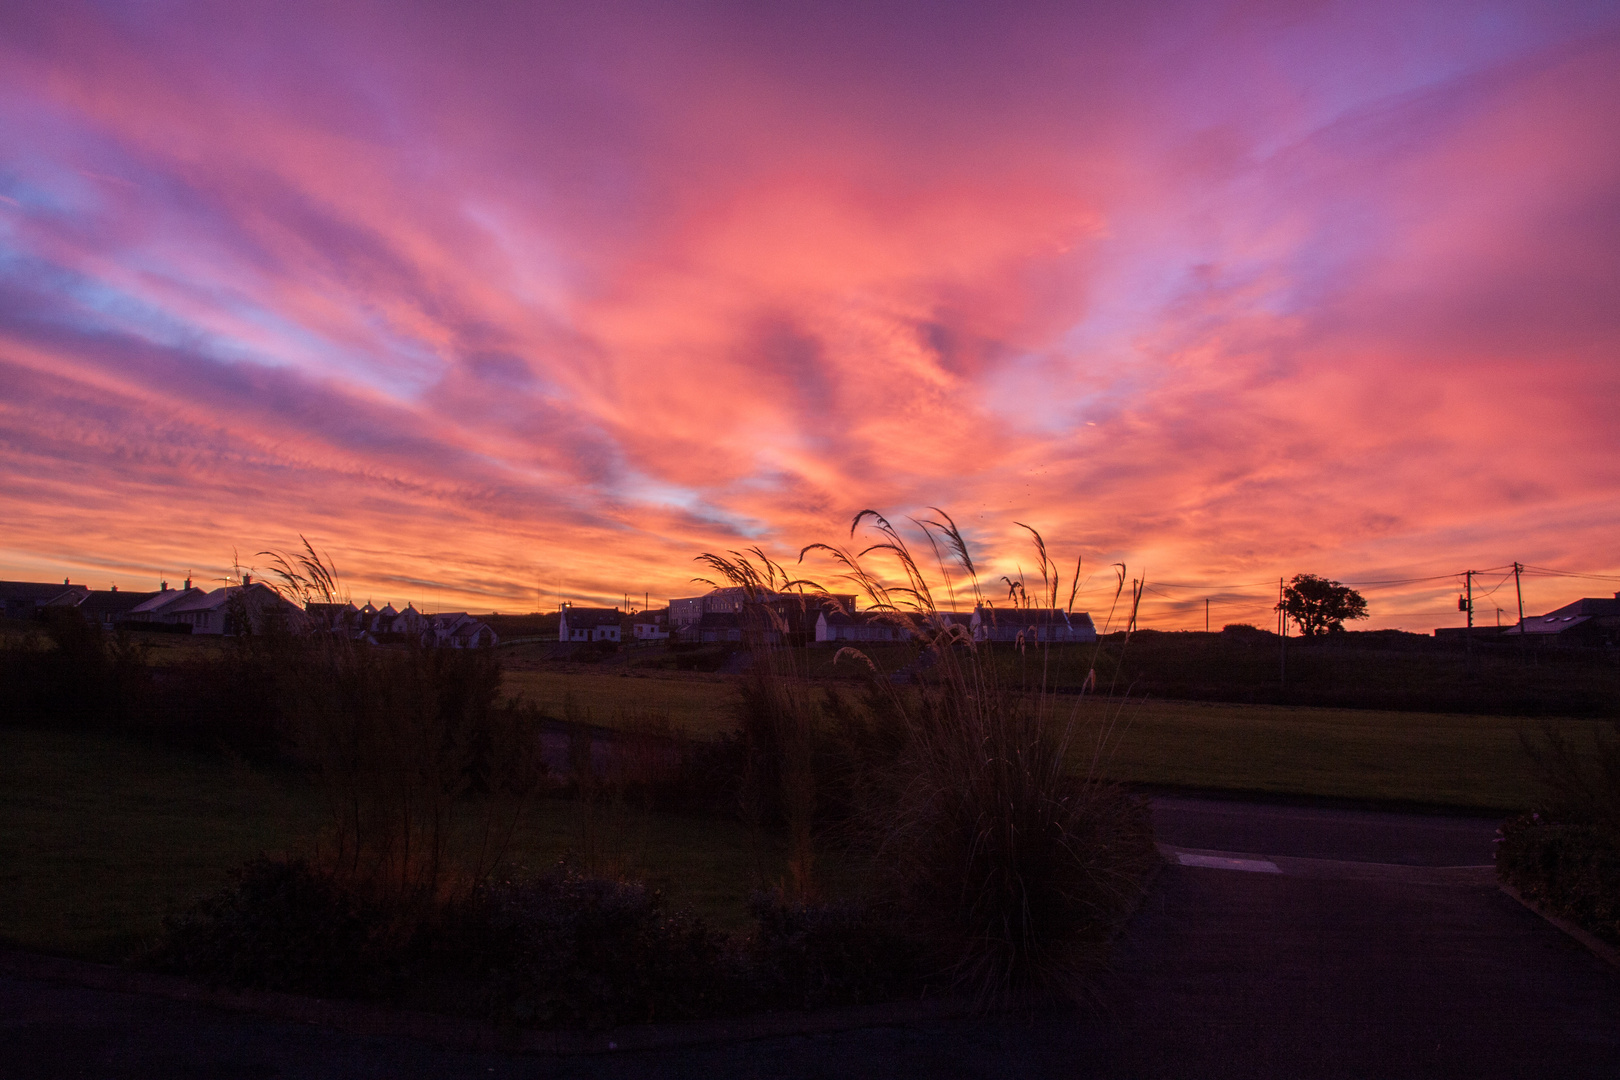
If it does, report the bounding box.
[0,727,780,963]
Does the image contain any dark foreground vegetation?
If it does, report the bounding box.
[1497,720,1620,947]
[0,518,1161,1025]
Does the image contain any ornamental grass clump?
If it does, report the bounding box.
[703,510,1159,1007]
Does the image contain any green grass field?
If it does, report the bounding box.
[1059,696,1585,810]
[501,667,741,738]
[0,728,780,963]
[502,665,1581,810]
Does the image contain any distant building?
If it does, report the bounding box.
[632,608,671,641]
[1500,593,1620,648]
[690,611,742,643]
[669,587,755,627]
[161,582,307,636]
[814,610,908,643]
[0,580,90,620]
[125,582,208,626]
[970,606,1097,644]
[558,604,621,643]
[79,588,160,629]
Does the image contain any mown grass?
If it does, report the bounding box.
[1067,697,1592,810]
[501,665,1588,810]
[0,727,778,962]
[501,667,740,738]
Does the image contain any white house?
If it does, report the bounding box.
[632,608,670,640]
[559,604,621,642]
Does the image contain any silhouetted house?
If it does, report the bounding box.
[814,610,908,643]
[422,612,498,648]
[970,606,1096,643]
[669,587,757,627]
[558,604,621,643]
[79,588,160,629]
[1502,594,1620,648]
[125,583,208,627]
[691,611,742,643]
[0,580,90,620]
[632,608,671,640]
[306,602,362,633]
[444,619,497,649]
[162,582,307,636]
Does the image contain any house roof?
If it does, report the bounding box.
[1503,594,1620,635]
[562,606,621,628]
[0,581,90,607]
[79,590,160,619]
[1505,613,1593,636]
[1544,595,1620,618]
[129,587,206,615]
[167,583,300,615]
[973,606,1075,626]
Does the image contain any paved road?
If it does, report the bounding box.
[5,797,1618,1079]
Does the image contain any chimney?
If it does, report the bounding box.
[161,580,169,592]
[243,573,252,586]
[111,584,117,593]
[64,577,70,585]
[185,574,192,590]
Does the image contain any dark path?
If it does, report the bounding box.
[4,798,1617,1079]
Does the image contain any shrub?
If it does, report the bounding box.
[1497,812,1620,946]
[428,870,730,1029]
[152,858,731,1029]
[149,857,399,998]
[744,890,924,1010]
[1498,719,1620,945]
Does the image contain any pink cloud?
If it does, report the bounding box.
[1,1,1618,628]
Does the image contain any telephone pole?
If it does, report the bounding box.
[1462,570,1475,665]
[1278,577,1287,689]
[1514,562,1526,663]
[1205,598,1210,633]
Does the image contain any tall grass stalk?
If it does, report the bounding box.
[255,541,543,905]
[695,549,823,899]
[789,510,1158,1006]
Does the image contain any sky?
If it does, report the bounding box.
[2,0,1618,629]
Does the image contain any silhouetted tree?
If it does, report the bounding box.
[1277,574,1368,636]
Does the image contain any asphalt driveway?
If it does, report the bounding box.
[4,796,1616,1079]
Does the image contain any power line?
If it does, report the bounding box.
[1521,565,1620,582]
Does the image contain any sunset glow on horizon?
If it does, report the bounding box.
[3,0,1619,630]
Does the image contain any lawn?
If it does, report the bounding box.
[0,728,779,963]
[502,664,1584,811]
[501,666,740,738]
[1061,696,1588,810]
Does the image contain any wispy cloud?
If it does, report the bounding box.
[1,0,1617,626]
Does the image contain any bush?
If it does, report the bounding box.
[150,856,949,1027]
[1498,719,1620,945]
[429,870,730,1028]
[744,890,924,1010]
[149,857,399,998]
[1497,812,1620,946]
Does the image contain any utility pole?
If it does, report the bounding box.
[1205,598,1210,633]
[1462,570,1475,666]
[1278,577,1287,689]
[1514,562,1526,663]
